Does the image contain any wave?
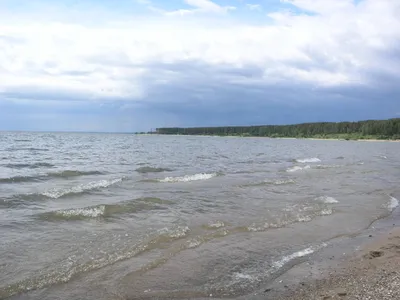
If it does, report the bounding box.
[272,244,326,269]
[135,167,173,173]
[388,196,399,211]
[47,170,104,178]
[184,229,229,250]
[315,196,339,204]
[0,175,42,184]
[296,157,321,163]
[159,173,218,183]
[42,206,107,220]
[246,205,333,232]
[376,155,388,159]
[4,162,54,169]
[240,179,295,188]
[203,221,225,229]
[315,164,342,169]
[0,170,103,184]
[286,165,311,173]
[267,179,295,185]
[8,147,49,152]
[41,178,122,199]
[39,197,170,221]
[0,225,190,298]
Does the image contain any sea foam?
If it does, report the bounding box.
[388,196,399,211]
[287,165,311,173]
[42,178,122,199]
[316,196,339,204]
[53,206,106,219]
[272,244,326,269]
[296,158,321,163]
[159,173,217,183]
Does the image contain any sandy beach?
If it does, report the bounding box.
[275,228,400,300]
[244,206,400,300]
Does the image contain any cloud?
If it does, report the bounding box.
[164,0,235,16]
[0,0,399,131]
[246,4,261,11]
[135,0,235,16]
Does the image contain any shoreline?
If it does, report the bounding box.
[241,204,400,300]
[137,134,400,142]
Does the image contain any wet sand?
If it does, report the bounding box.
[275,228,400,300]
[243,207,400,300]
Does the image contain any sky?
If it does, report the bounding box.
[0,0,399,132]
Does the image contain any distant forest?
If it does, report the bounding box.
[154,118,400,140]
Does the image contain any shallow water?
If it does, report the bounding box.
[0,133,399,299]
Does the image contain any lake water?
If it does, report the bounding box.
[0,133,399,299]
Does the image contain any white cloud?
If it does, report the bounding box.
[165,0,235,16]
[185,0,225,12]
[0,0,399,104]
[246,4,261,11]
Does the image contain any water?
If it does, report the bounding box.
[0,133,399,299]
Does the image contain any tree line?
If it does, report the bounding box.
[155,118,400,140]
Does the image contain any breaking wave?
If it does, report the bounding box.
[246,205,333,232]
[268,179,295,185]
[135,167,173,173]
[286,165,311,173]
[315,164,342,169]
[388,196,399,211]
[42,206,107,220]
[296,157,321,163]
[203,221,225,229]
[159,173,218,183]
[240,179,295,188]
[376,155,388,159]
[315,196,339,204]
[41,178,122,199]
[216,243,327,296]
[39,197,173,221]
[272,244,326,269]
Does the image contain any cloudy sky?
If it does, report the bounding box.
[0,0,399,132]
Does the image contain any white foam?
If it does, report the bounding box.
[159,226,190,238]
[287,165,311,173]
[319,208,333,215]
[272,244,326,269]
[42,178,122,199]
[187,239,202,249]
[208,221,225,228]
[388,196,399,211]
[297,215,313,222]
[159,173,217,183]
[316,196,339,204]
[234,273,254,280]
[269,179,295,185]
[316,164,341,169]
[55,205,106,218]
[296,158,321,163]
[170,226,190,238]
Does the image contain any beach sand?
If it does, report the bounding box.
[273,228,400,300]
[234,205,400,300]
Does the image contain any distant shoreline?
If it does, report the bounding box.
[152,118,400,140]
[136,133,400,142]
